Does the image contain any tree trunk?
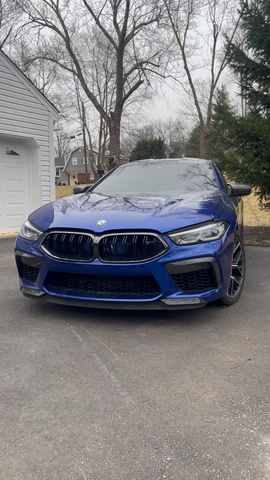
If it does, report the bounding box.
[199,124,209,159]
[109,110,122,159]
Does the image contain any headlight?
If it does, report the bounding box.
[167,221,229,245]
[19,220,44,242]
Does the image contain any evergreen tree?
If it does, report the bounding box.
[184,125,201,159]
[211,86,236,131]
[129,138,166,162]
[213,0,270,209]
[209,85,236,158]
[213,115,270,207]
[226,0,270,113]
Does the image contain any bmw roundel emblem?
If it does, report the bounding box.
[96,219,107,227]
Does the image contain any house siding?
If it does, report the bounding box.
[0,57,57,205]
[66,149,96,173]
[77,172,98,184]
[64,148,99,186]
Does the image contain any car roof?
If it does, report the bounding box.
[122,158,212,167]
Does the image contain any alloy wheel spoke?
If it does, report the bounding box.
[233,249,242,266]
[233,241,240,254]
[227,237,245,298]
[232,265,243,277]
[231,275,240,286]
[229,278,236,295]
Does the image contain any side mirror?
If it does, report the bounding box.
[227,183,252,197]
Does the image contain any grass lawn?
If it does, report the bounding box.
[55,185,76,198]
[55,185,270,245]
[243,194,270,227]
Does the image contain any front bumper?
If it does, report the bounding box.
[15,230,235,310]
[20,288,207,310]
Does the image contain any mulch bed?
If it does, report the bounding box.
[244,226,270,246]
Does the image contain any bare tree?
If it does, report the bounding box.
[54,121,72,158]
[151,117,186,147]
[16,0,165,161]
[163,0,242,158]
[0,0,22,48]
[10,26,119,166]
[77,28,115,168]
[121,116,186,156]
[11,39,60,97]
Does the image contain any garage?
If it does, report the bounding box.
[0,140,29,234]
[0,50,58,235]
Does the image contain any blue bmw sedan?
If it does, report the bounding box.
[15,158,251,310]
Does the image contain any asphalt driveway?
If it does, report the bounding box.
[1,237,270,480]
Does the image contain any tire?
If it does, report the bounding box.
[216,233,246,306]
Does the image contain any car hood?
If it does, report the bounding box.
[29,190,227,234]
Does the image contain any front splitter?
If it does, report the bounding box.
[21,290,208,311]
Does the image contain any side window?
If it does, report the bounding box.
[72,157,77,165]
[6,148,20,156]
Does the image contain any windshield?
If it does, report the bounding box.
[92,160,219,194]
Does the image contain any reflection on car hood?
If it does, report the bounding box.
[29,191,228,234]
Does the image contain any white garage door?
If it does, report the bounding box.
[0,140,29,234]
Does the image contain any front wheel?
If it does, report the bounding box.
[216,233,246,306]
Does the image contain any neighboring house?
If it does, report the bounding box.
[63,146,130,186]
[55,156,68,185]
[0,50,58,235]
[63,147,99,185]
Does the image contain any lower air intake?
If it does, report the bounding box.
[21,263,40,283]
[45,272,161,298]
[171,267,216,292]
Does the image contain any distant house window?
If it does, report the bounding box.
[72,157,77,165]
[55,168,61,177]
[6,148,20,156]
[90,172,94,180]
[83,157,89,164]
